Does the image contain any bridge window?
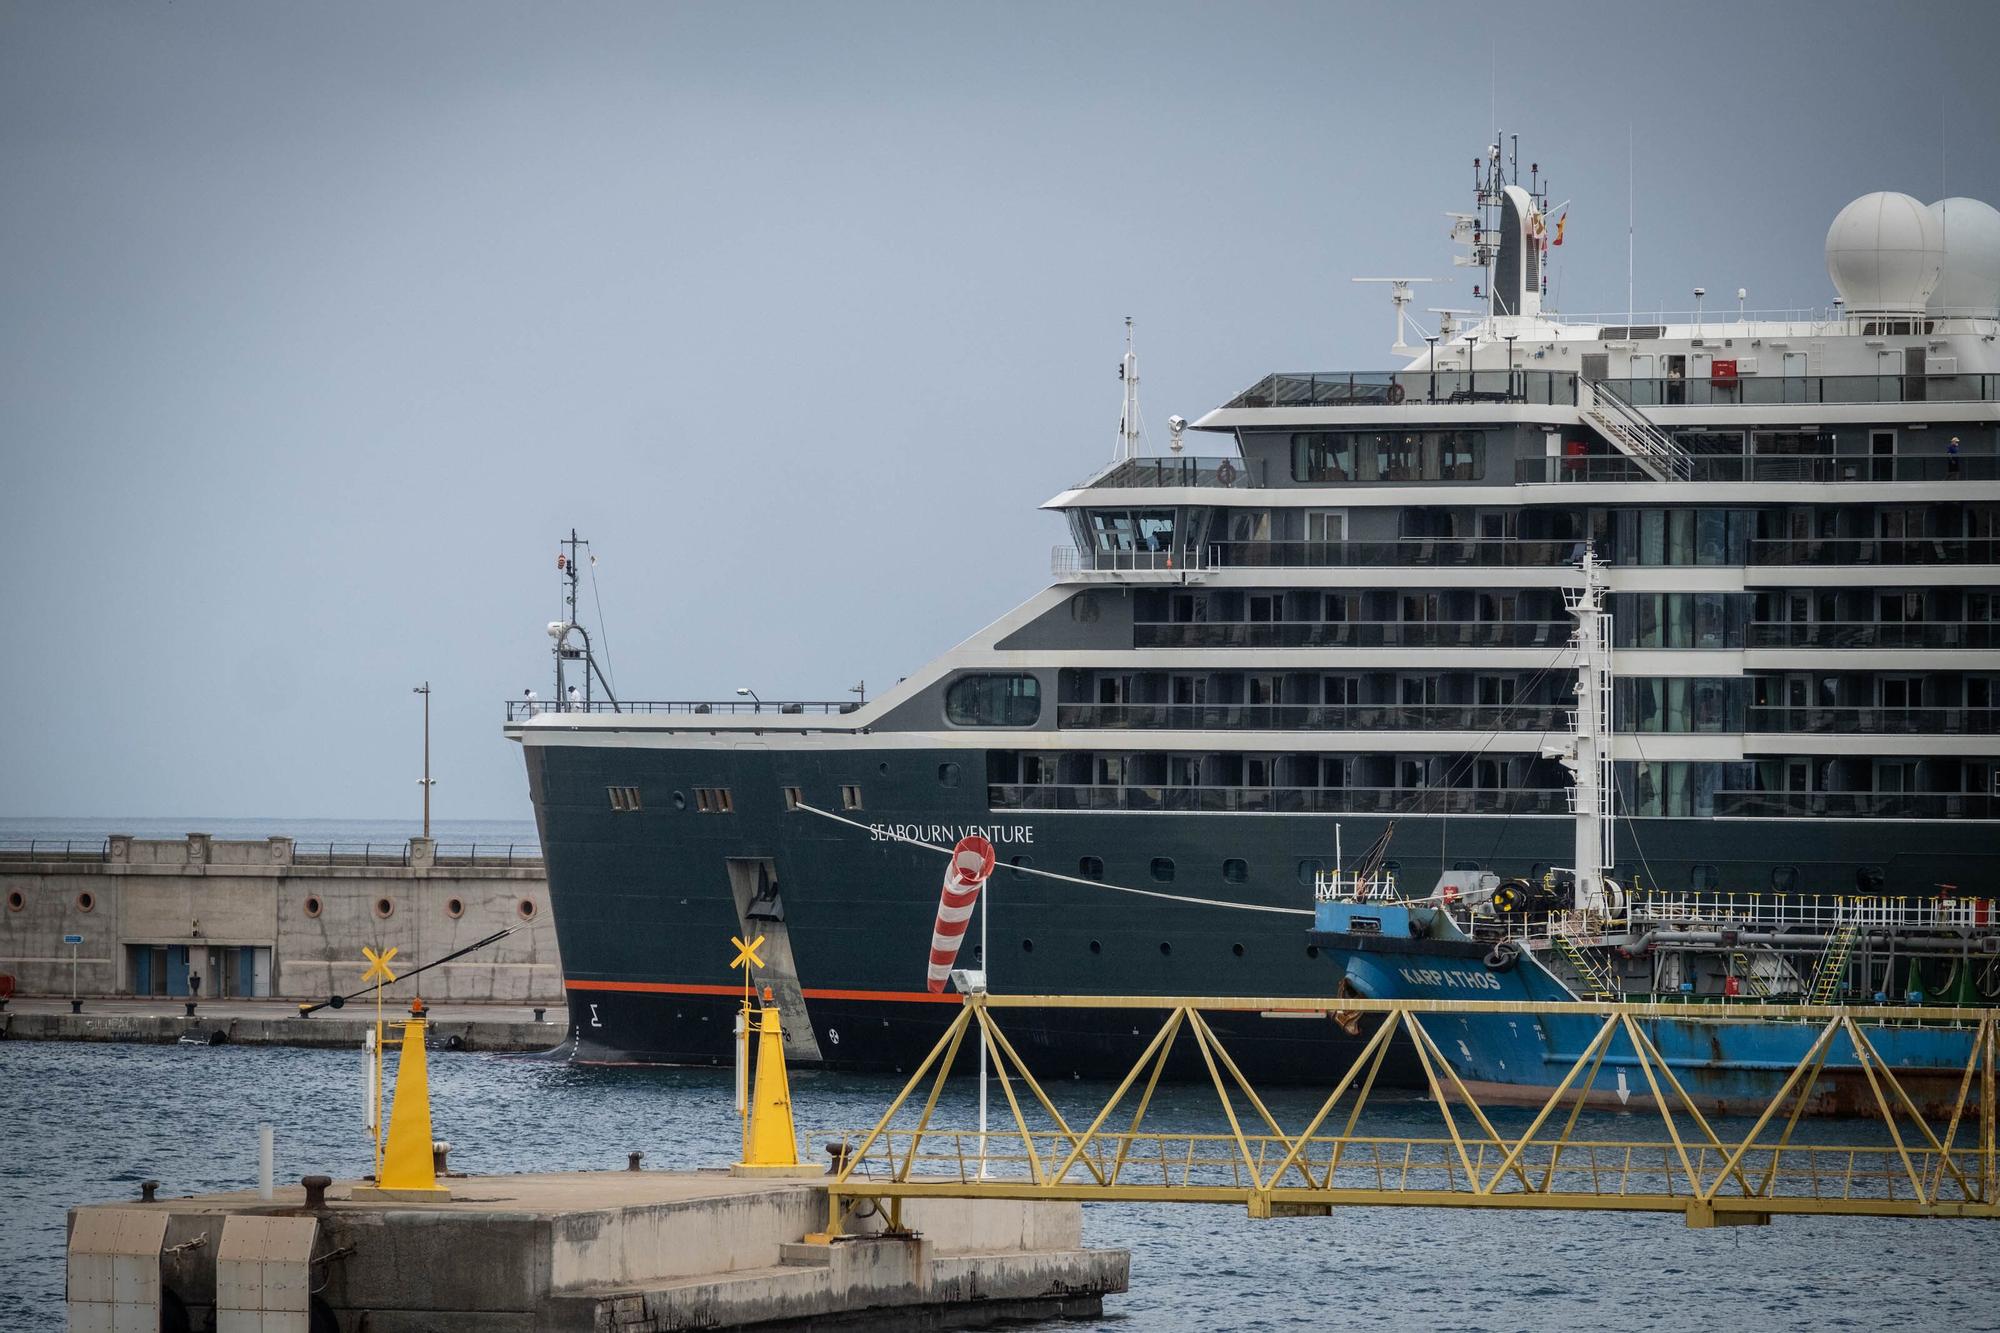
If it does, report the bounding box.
[1291,430,1486,483]
[945,674,1042,727]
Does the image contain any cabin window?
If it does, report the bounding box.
[607,785,642,812]
[945,674,1042,726]
[1151,857,1176,883]
[1079,856,1104,880]
[1223,858,1248,883]
[841,784,863,811]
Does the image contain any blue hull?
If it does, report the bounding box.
[1313,904,1981,1116]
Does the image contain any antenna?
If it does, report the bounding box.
[1626,123,1635,327]
[1114,318,1142,462]
[549,530,620,712]
[1353,278,1436,353]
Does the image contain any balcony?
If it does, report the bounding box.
[1743,705,1999,735]
[1748,538,2000,566]
[1600,373,2000,408]
[1076,456,1266,490]
[1055,703,1566,731]
[988,784,1565,815]
[1713,791,1997,819]
[1223,370,1579,410]
[1517,454,1999,484]
[1133,621,1572,649]
[1747,622,1999,650]
[1203,539,1583,569]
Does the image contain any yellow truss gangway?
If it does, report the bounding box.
[816,994,1999,1234]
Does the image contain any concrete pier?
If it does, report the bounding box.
[1,996,566,1052]
[68,1170,1128,1331]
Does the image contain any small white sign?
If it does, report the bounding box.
[62,934,83,945]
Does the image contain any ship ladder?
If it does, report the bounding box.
[1726,950,1773,999]
[1553,932,1619,1000]
[1808,925,1861,1005]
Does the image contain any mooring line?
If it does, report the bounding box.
[793,801,1311,917]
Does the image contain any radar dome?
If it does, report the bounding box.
[1926,197,2000,317]
[1824,192,1944,315]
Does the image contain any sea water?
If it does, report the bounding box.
[1,1040,1993,1332]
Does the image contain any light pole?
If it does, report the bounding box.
[1425,335,1439,403]
[412,682,434,839]
[735,686,762,714]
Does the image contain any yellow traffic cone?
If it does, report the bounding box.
[731,988,817,1177]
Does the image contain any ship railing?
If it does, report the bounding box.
[1071,455,1264,491]
[1746,621,2000,650]
[1055,702,1568,732]
[1749,536,2000,566]
[989,784,1567,815]
[1221,369,1579,410]
[1312,870,1400,902]
[1052,545,1206,578]
[1133,620,1574,649]
[1743,705,2000,736]
[1517,453,2000,485]
[1628,890,1995,933]
[0,838,110,862]
[1596,372,1999,407]
[507,698,861,722]
[1712,791,1997,819]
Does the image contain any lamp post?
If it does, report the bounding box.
[1425,335,1439,404]
[735,686,762,714]
[412,682,433,839]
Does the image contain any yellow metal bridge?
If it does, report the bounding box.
[816,995,1999,1232]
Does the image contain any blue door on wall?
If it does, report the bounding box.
[166,946,189,996]
[130,946,151,995]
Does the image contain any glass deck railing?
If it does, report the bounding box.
[1517,454,1997,484]
[505,699,860,721]
[1747,622,1999,650]
[988,784,1566,815]
[1712,791,1996,819]
[1223,370,1579,409]
[1078,456,1265,489]
[1133,621,1573,649]
[1054,703,1566,732]
[1743,705,1999,735]
[1749,537,2000,566]
[1601,373,1999,407]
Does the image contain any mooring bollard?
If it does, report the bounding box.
[140,1180,160,1202]
[432,1141,452,1176]
[70,999,84,1014]
[627,1152,644,1172]
[533,1007,546,1023]
[302,1175,332,1209]
[184,1002,198,1018]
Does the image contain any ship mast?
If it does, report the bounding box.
[1554,549,1616,911]
[1114,317,1142,462]
[550,529,621,712]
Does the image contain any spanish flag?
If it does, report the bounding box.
[1553,212,1567,246]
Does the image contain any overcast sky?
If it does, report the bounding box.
[3,1,1996,824]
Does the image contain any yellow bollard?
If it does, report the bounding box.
[731,987,817,1177]
[356,1018,451,1199]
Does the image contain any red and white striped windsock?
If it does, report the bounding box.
[925,835,997,992]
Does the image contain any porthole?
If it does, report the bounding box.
[1009,855,1034,880]
[1770,865,1799,893]
[1151,857,1175,883]
[1232,943,1245,958]
[937,762,961,788]
[1022,938,1034,953]
[673,790,687,810]
[1222,859,1247,884]
[445,898,465,919]
[1296,859,1326,886]
[373,897,394,919]
[1159,941,1172,956]
[878,761,890,776]
[517,898,538,921]
[303,896,323,919]
[1855,865,1886,894]
[1306,944,1321,959]
[6,890,24,912]
[1452,859,1481,872]
[1080,856,1104,880]
[1689,863,1720,892]
[76,891,96,913]
[1088,940,1102,955]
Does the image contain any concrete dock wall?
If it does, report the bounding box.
[0,835,560,1003]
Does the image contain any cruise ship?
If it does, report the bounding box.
[509,140,1999,1072]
